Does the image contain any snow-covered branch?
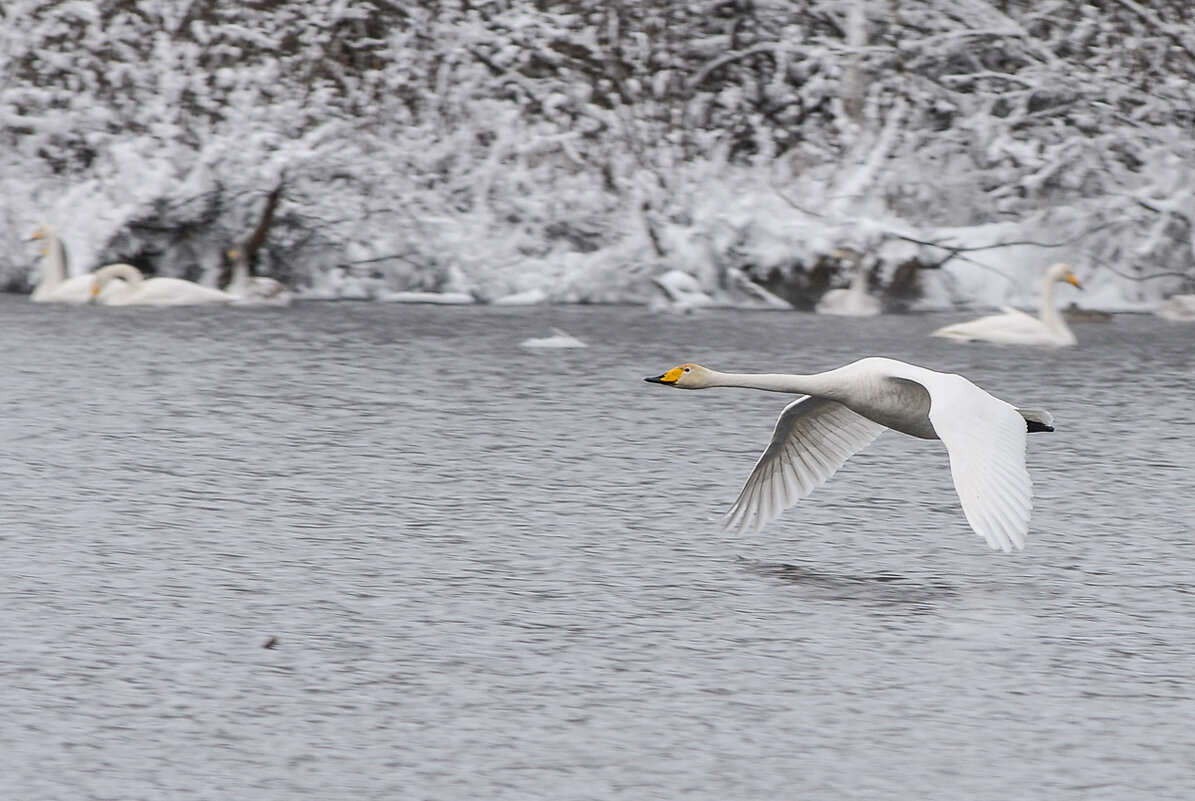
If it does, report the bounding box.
[0,0,1192,304]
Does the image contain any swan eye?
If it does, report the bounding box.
[683,367,691,373]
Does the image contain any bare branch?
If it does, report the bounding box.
[240,179,285,268]
[686,42,781,93]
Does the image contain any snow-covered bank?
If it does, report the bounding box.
[2,2,1192,310]
[8,151,1190,313]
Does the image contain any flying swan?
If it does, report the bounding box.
[646,358,1054,552]
[931,262,1082,346]
[90,263,235,306]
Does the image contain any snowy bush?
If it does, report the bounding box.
[1,0,1192,306]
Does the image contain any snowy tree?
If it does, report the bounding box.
[1,0,1192,306]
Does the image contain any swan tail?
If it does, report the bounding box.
[1017,408,1054,433]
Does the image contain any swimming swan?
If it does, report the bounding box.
[646,358,1055,552]
[28,225,126,303]
[1157,295,1195,322]
[90,263,235,306]
[815,250,881,317]
[224,248,292,306]
[932,262,1082,346]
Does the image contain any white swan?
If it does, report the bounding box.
[815,251,881,317]
[646,358,1055,552]
[224,249,292,306]
[932,262,1082,346]
[1157,294,1195,322]
[90,263,235,306]
[28,225,126,304]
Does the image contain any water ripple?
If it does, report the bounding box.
[1,298,1193,799]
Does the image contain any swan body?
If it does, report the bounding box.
[230,275,292,306]
[28,225,127,303]
[646,358,1055,552]
[224,251,293,307]
[816,257,881,317]
[1157,294,1195,322]
[932,262,1081,346]
[91,263,235,306]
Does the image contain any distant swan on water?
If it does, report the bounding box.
[1157,295,1195,322]
[90,263,235,306]
[28,225,126,304]
[646,358,1055,552]
[931,262,1082,346]
[223,248,292,306]
[815,250,881,317]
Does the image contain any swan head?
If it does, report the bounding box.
[29,226,53,256]
[645,363,713,389]
[1047,263,1082,289]
[89,263,141,300]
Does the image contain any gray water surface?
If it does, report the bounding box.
[1,296,1193,800]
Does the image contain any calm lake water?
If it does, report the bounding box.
[1,294,1193,800]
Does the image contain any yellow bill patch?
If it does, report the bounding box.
[658,366,685,384]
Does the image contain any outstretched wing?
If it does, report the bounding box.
[919,374,1034,551]
[723,397,886,534]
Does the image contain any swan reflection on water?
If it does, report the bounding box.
[735,556,961,605]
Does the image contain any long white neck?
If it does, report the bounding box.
[703,369,838,398]
[34,228,67,291]
[848,261,868,295]
[229,255,251,294]
[1037,271,1075,343]
[94,262,143,291]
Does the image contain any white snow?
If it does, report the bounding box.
[2,3,1192,311]
[519,329,586,349]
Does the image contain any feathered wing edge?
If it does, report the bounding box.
[723,397,886,534]
[921,376,1034,552]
